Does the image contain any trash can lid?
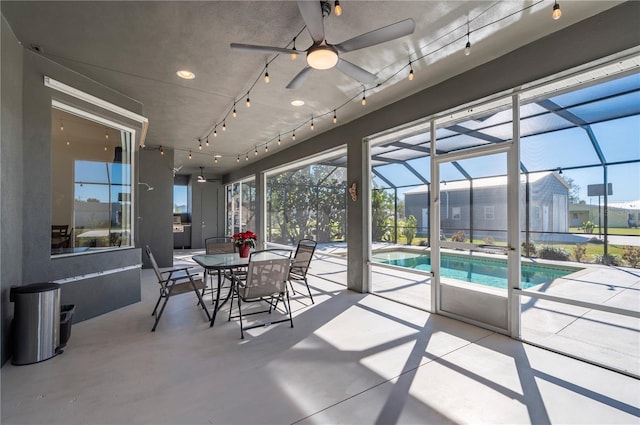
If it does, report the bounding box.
[10,282,60,295]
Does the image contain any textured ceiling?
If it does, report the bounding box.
[1,1,622,176]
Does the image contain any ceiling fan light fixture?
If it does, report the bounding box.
[307,45,338,70]
[291,100,304,106]
[176,70,195,80]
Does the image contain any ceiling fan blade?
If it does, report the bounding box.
[231,43,299,56]
[334,18,415,54]
[335,59,377,84]
[286,66,314,89]
[297,0,325,44]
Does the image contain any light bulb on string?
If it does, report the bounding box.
[254,147,258,156]
[214,156,218,164]
[189,151,192,160]
[552,1,562,20]
[310,117,314,131]
[233,103,237,118]
[408,62,414,81]
[105,129,109,139]
[333,110,337,124]
[361,89,366,106]
[237,155,240,163]
[160,146,164,155]
[104,145,108,151]
[198,139,202,150]
[334,0,342,16]
[246,93,251,108]
[60,122,64,131]
[222,121,226,131]
[66,140,70,146]
[265,144,269,152]
[264,65,270,83]
[278,134,281,145]
[213,128,218,137]
[291,37,297,60]
[292,131,296,141]
[245,153,249,161]
[205,137,209,147]
[465,30,471,56]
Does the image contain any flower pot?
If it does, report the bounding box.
[238,244,251,258]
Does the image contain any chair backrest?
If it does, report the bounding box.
[243,249,292,299]
[290,239,317,277]
[205,236,235,254]
[145,245,164,284]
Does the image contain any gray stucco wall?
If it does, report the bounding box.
[1,37,146,365]
[1,15,24,365]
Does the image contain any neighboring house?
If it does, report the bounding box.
[404,171,570,240]
[570,200,640,229]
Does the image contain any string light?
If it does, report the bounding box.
[213,127,217,137]
[237,155,240,163]
[291,37,297,60]
[222,121,226,131]
[205,137,209,147]
[233,103,237,118]
[160,146,164,155]
[334,0,342,16]
[310,117,314,130]
[189,150,192,159]
[104,145,108,151]
[333,110,337,124]
[66,140,70,146]
[60,122,64,131]
[292,131,296,141]
[278,134,281,145]
[245,153,249,161]
[105,129,109,139]
[198,139,202,150]
[254,147,258,156]
[246,93,251,108]
[465,26,471,56]
[264,65,270,83]
[408,62,414,80]
[361,89,366,106]
[214,156,218,164]
[265,144,269,152]
[552,1,562,20]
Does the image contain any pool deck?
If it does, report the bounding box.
[311,243,639,377]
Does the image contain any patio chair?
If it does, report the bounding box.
[288,239,317,304]
[227,249,293,339]
[203,236,236,301]
[145,245,210,331]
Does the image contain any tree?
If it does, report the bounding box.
[562,176,582,204]
[371,189,394,241]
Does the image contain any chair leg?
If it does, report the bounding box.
[284,290,294,328]
[304,277,315,304]
[151,294,163,316]
[289,280,296,295]
[228,286,236,322]
[152,296,170,332]
[237,295,245,339]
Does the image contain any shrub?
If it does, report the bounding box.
[581,220,595,234]
[483,236,495,245]
[622,246,640,268]
[539,246,570,261]
[521,241,537,257]
[573,244,587,262]
[451,230,467,242]
[418,239,429,247]
[596,254,620,266]
[402,215,417,245]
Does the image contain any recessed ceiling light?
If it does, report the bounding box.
[291,100,305,106]
[176,70,195,80]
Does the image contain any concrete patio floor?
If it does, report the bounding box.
[1,248,638,424]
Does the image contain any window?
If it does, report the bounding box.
[51,106,134,254]
[173,185,188,214]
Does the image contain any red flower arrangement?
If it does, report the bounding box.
[232,231,257,248]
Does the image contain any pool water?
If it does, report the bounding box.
[372,251,578,290]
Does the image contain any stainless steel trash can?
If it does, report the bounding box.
[10,283,61,365]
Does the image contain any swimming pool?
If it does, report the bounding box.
[372,250,580,290]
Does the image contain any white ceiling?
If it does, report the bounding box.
[1,1,623,176]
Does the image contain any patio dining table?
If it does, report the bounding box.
[192,253,249,327]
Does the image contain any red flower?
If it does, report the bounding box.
[232,231,257,248]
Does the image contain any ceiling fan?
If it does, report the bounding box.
[230,0,415,89]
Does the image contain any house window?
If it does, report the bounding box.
[484,206,495,220]
[451,207,461,220]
